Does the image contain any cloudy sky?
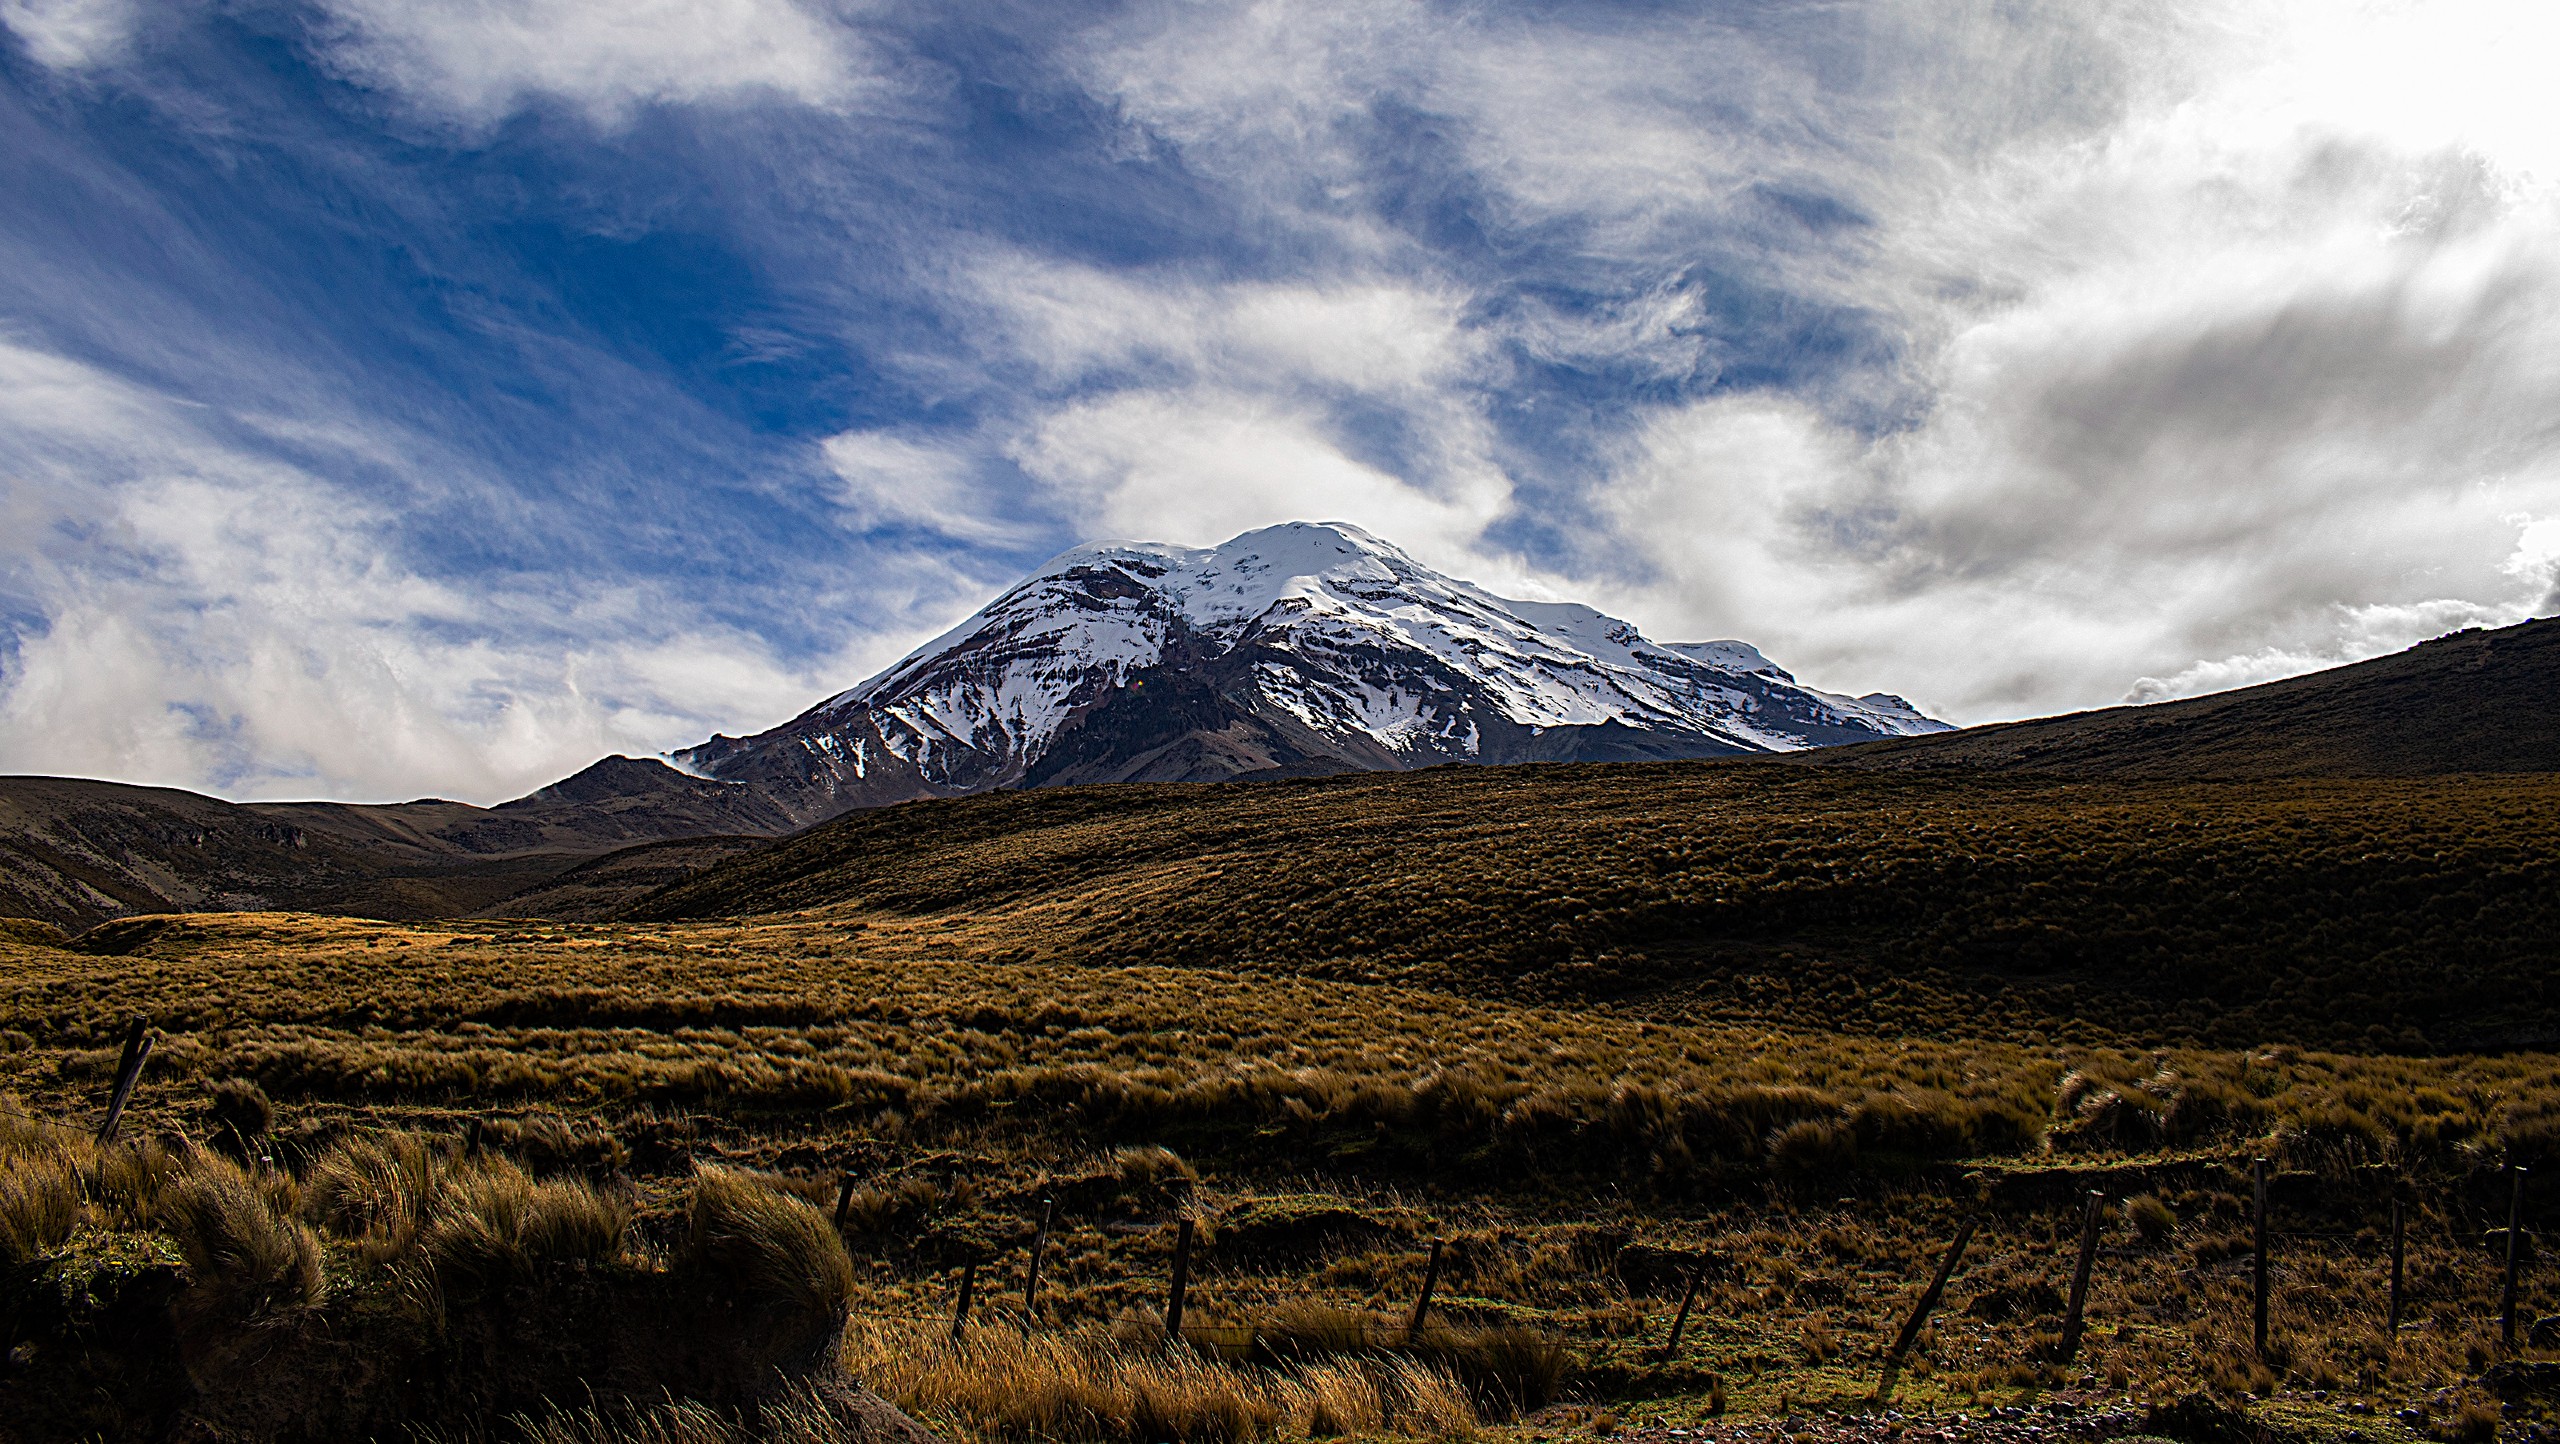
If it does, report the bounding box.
[4,0,2558,803]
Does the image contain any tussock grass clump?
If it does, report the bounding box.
[1298,1358,1476,1440]
[0,1105,95,1261]
[0,1145,84,1266]
[476,1113,629,1176]
[415,1155,629,1292]
[683,1165,856,1323]
[843,1319,1477,1444]
[2126,1193,2178,1246]
[830,1178,944,1238]
[1246,1301,1374,1360]
[305,1130,446,1262]
[1765,1117,1857,1176]
[157,1152,324,1318]
[92,1136,186,1223]
[2431,1398,2503,1444]
[1110,1144,1198,1194]
[206,1076,273,1143]
[1408,1325,1566,1414]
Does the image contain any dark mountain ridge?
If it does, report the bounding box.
[0,757,789,930]
[1821,615,2560,778]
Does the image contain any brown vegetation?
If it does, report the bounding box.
[7,899,2560,1441]
[627,764,2560,1053]
[10,624,2559,1441]
[0,1103,890,1441]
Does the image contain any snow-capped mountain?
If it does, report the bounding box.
[674,522,1950,825]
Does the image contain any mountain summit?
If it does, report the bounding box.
[674,522,1948,824]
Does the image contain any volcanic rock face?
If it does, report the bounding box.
[675,522,1948,825]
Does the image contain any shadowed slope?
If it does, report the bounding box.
[472,835,772,922]
[627,761,2560,1052]
[624,618,2560,1052]
[0,758,793,930]
[1822,615,2560,778]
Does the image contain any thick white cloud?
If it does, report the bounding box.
[1012,387,1510,566]
[0,336,891,802]
[1067,0,2560,721]
[1575,3,2560,718]
[18,0,2560,803]
[925,252,1519,576]
[311,0,868,125]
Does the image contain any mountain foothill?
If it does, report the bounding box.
[2,521,2555,1055]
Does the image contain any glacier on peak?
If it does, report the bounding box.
[673,521,1950,826]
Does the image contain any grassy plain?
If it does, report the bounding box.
[7,760,2560,1441]
[5,888,2559,1440]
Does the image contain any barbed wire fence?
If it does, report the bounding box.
[7,1026,2549,1376]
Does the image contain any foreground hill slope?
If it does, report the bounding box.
[1825,614,2560,777]
[0,757,789,929]
[630,760,2560,1052]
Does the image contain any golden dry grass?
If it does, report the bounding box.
[841,1318,1478,1443]
[685,1163,857,1321]
[156,1151,326,1318]
[0,1136,83,1265]
[413,1153,631,1295]
[6,877,2560,1436]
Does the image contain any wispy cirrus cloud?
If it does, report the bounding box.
[0,0,131,68]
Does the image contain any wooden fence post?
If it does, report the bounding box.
[1024,1197,1054,1318]
[952,1260,977,1341]
[2253,1158,2270,1359]
[2503,1167,2528,1352]
[833,1173,857,1233]
[2057,1191,2103,1363]
[95,1017,152,1145]
[1407,1239,1445,1342]
[1165,1218,1195,1340]
[2388,1198,2405,1335]
[1886,1217,1977,1367]
[1665,1266,1704,1355]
